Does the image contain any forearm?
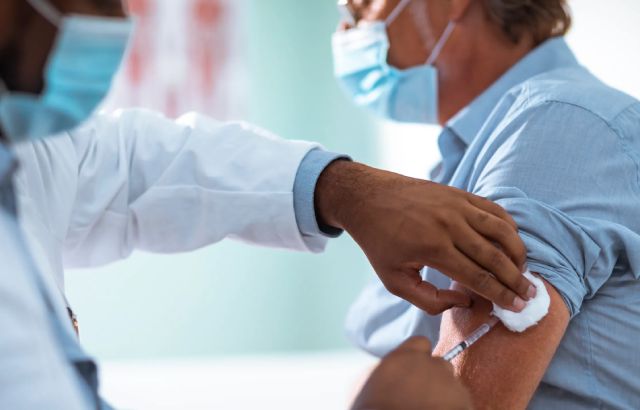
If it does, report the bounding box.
[315,160,416,234]
[315,160,373,231]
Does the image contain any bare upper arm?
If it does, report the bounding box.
[432,274,570,410]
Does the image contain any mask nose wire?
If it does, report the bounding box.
[25,0,63,27]
[426,21,455,66]
[385,0,413,26]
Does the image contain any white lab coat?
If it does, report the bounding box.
[14,108,328,297]
[0,110,326,409]
[3,108,330,409]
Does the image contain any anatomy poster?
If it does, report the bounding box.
[104,0,246,119]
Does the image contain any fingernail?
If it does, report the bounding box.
[513,297,526,311]
[527,284,537,300]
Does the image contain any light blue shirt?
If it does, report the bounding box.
[0,143,98,409]
[346,37,640,409]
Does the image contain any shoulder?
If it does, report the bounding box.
[504,66,639,132]
[484,67,640,158]
[473,70,640,202]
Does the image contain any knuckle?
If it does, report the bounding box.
[470,270,493,292]
[468,241,484,257]
[495,220,513,238]
[489,249,507,268]
[423,240,446,260]
[476,210,490,224]
[433,212,452,230]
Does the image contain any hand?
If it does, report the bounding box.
[315,161,534,314]
[351,337,472,410]
[336,0,431,70]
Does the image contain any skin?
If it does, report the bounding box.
[0,0,534,314]
[0,0,544,409]
[317,161,533,315]
[340,1,569,407]
[0,1,537,405]
[432,277,569,409]
[353,336,472,410]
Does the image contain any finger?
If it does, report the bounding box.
[466,209,528,273]
[455,226,534,300]
[387,270,472,315]
[431,357,456,375]
[395,336,432,353]
[441,248,526,312]
[467,194,518,232]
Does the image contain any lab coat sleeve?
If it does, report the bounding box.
[0,211,93,410]
[63,108,331,268]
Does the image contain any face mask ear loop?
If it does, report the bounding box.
[25,0,63,27]
[426,21,455,66]
[385,0,413,26]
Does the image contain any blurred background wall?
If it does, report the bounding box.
[66,0,640,361]
[68,0,380,360]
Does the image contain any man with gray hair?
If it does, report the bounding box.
[339,0,640,408]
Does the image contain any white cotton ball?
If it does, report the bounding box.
[492,271,550,332]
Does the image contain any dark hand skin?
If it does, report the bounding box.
[316,160,534,314]
[352,336,472,410]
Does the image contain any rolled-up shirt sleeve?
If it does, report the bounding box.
[471,102,640,318]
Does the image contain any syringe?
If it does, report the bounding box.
[442,316,500,362]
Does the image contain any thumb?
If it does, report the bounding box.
[395,336,433,353]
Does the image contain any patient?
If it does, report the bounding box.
[342,0,640,408]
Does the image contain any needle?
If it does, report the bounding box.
[442,316,500,362]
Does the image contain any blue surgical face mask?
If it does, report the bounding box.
[0,0,133,142]
[332,0,454,124]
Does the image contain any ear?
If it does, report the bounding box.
[449,0,472,22]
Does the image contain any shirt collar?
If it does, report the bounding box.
[446,37,580,145]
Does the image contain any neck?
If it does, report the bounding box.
[437,28,535,125]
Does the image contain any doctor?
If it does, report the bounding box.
[0,0,530,408]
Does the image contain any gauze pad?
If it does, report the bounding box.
[492,271,550,332]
